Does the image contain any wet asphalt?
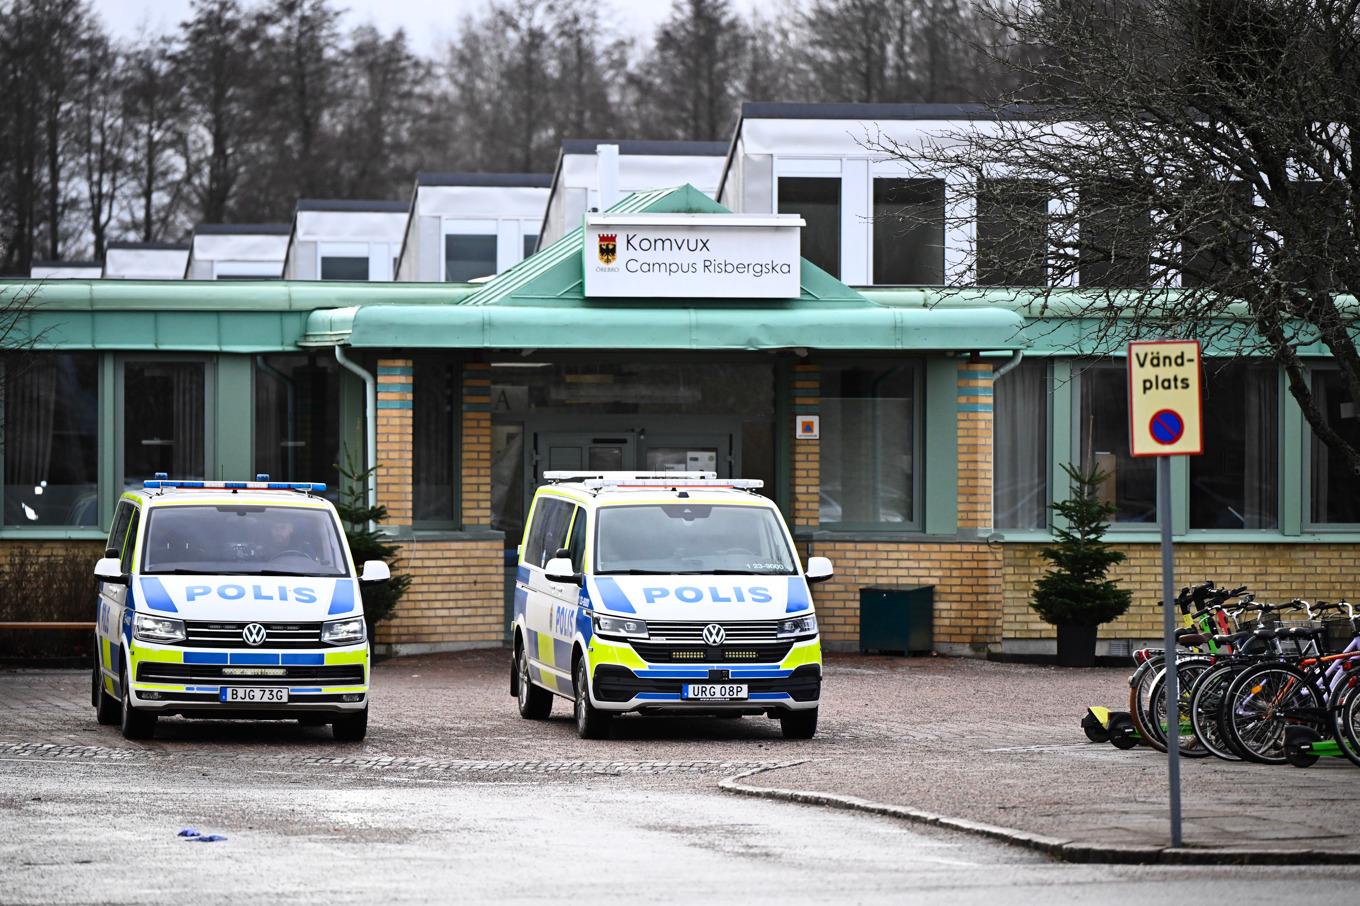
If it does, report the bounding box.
[2,651,1358,904]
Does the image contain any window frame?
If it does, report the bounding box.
[115,353,216,494]
[870,176,947,286]
[1071,360,1161,530]
[411,356,461,530]
[993,358,1053,532]
[1302,363,1360,531]
[816,359,925,533]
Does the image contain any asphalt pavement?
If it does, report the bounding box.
[2,651,1358,904]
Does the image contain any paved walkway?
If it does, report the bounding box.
[3,651,1356,858]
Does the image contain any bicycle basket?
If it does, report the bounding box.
[1322,617,1360,655]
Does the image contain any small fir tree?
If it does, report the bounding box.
[336,451,411,640]
[1031,463,1132,627]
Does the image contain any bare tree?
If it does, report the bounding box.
[876,0,1360,475]
[630,0,750,141]
[75,32,128,259]
[121,39,187,242]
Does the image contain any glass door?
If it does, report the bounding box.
[118,358,213,488]
[532,431,636,488]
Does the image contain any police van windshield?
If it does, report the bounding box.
[141,505,350,577]
[595,504,797,575]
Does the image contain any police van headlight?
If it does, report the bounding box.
[133,614,186,644]
[321,617,367,646]
[776,614,818,639]
[592,613,649,640]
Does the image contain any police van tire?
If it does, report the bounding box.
[516,641,553,720]
[574,658,611,740]
[119,665,157,740]
[779,708,818,740]
[93,652,119,726]
[332,707,368,742]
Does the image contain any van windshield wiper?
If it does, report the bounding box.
[146,568,218,575]
[595,569,676,575]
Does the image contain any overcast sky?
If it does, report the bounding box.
[92,0,767,55]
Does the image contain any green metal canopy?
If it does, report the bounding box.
[302,184,1027,352]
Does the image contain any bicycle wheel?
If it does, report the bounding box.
[1147,660,1212,758]
[1222,663,1329,765]
[1188,661,1244,761]
[1330,668,1360,768]
[1128,656,1164,749]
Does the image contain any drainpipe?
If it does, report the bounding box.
[334,345,377,515]
[597,144,620,211]
[992,349,1024,380]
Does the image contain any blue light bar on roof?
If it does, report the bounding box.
[143,479,328,492]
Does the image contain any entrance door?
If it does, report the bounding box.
[532,431,636,488]
[117,357,214,488]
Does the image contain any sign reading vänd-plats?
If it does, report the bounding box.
[583,213,804,299]
[1127,339,1203,457]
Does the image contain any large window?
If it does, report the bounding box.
[2,354,99,526]
[444,234,497,282]
[994,359,1049,529]
[1079,187,1152,287]
[1190,362,1278,529]
[778,177,840,277]
[320,256,369,281]
[254,353,340,491]
[820,364,918,528]
[978,179,1048,286]
[1180,182,1252,288]
[1078,362,1156,523]
[873,178,945,285]
[123,360,206,488]
[413,358,457,524]
[1309,369,1360,524]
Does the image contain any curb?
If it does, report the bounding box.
[718,763,1358,865]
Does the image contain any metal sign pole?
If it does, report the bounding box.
[1159,454,1183,847]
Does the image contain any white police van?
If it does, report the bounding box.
[511,472,831,739]
[91,475,389,741]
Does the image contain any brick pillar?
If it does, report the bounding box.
[956,360,994,536]
[375,358,413,526]
[792,362,821,529]
[461,362,492,527]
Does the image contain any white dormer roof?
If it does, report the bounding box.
[104,243,190,280]
[185,224,290,280]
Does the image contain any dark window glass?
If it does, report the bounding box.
[778,177,840,277]
[523,497,572,569]
[1181,182,1251,288]
[123,361,205,488]
[1310,369,1360,524]
[320,256,369,281]
[978,179,1048,286]
[444,234,498,282]
[595,504,797,574]
[141,505,348,577]
[3,353,99,526]
[565,508,586,572]
[523,234,538,258]
[820,364,918,527]
[994,359,1049,529]
[413,358,457,524]
[1079,187,1152,287]
[873,178,945,285]
[1079,363,1156,523]
[120,509,140,573]
[254,353,340,492]
[1190,362,1277,529]
[107,502,133,558]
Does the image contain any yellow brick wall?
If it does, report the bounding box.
[804,540,1003,651]
[956,361,993,533]
[375,538,504,648]
[376,358,413,525]
[1003,542,1360,640]
[792,362,820,529]
[462,361,492,526]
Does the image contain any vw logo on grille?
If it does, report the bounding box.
[242,623,267,647]
[702,623,726,646]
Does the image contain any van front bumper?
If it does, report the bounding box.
[126,641,369,715]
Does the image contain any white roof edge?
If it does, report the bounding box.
[585,213,805,228]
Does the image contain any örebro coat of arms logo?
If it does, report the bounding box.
[597,233,617,265]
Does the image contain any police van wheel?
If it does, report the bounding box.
[573,659,611,740]
[93,651,118,726]
[332,707,368,742]
[516,641,552,720]
[779,708,818,740]
[119,666,157,740]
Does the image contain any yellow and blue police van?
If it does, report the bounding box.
[91,474,389,741]
[511,472,831,739]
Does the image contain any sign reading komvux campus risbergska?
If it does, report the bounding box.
[584,213,804,299]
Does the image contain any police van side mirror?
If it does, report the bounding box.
[544,557,581,586]
[359,560,390,585]
[805,556,834,584]
[94,557,128,586]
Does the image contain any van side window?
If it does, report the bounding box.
[565,509,587,573]
[523,498,572,569]
[107,502,133,558]
[120,509,140,573]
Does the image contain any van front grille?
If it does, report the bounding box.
[628,641,794,664]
